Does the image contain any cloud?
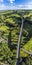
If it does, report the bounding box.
[9,0,15,3]
[0,0,32,10]
[23,1,32,9]
[0,4,10,10]
[0,4,6,10]
[0,0,3,2]
[0,4,32,10]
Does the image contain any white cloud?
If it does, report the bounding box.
[0,4,32,10]
[0,0,3,2]
[23,1,32,9]
[0,4,10,10]
[9,0,15,3]
[0,4,6,10]
[0,0,32,10]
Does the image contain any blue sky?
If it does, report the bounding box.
[0,0,32,10]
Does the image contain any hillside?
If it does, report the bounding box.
[0,10,32,65]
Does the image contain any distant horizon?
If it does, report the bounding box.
[0,0,32,10]
[0,9,32,11]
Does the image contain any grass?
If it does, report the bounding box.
[0,26,9,32]
[11,14,20,17]
[24,38,32,51]
[20,38,32,57]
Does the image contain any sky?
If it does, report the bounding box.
[0,0,32,10]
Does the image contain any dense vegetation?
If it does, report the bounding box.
[0,10,32,65]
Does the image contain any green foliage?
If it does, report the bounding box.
[0,10,32,65]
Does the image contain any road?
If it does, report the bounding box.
[16,18,24,65]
